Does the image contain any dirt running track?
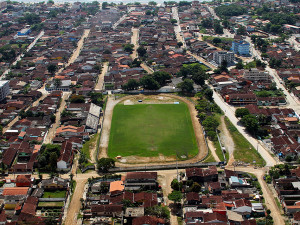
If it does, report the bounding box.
[98,94,208,166]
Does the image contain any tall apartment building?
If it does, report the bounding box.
[0,81,10,101]
[231,40,250,55]
[213,51,235,66]
[243,69,270,82]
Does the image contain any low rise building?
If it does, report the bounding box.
[243,69,270,82]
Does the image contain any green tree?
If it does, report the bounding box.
[215,4,247,17]
[222,20,230,28]
[235,61,244,69]
[237,26,246,35]
[191,70,206,86]
[70,95,85,103]
[47,0,54,4]
[177,42,183,48]
[171,179,182,191]
[49,152,58,172]
[137,46,147,57]
[235,108,250,118]
[47,64,57,75]
[102,2,108,9]
[140,75,160,90]
[241,114,259,135]
[212,37,222,44]
[97,158,115,173]
[201,18,213,28]
[50,114,56,123]
[170,19,177,24]
[152,71,171,86]
[204,88,213,101]
[202,116,219,131]
[148,1,157,5]
[168,191,182,203]
[123,44,134,54]
[177,79,194,93]
[53,78,62,88]
[213,21,223,34]
[190,182,201,192]
[145,205,170,219]
[122,79,140,90]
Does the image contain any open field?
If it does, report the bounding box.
[42,191,66,198]
[38,202,64,208]
[108,102,198,160]
[225,117,265,166]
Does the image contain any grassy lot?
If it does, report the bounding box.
[203,36,234,42]
[108,103,198,159]
[225,117,265,166]
[82,133,99,160]
[202,147,216,163]
[38,202,64,208]
[42,191,66,198]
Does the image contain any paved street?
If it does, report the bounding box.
[210,84,278,167]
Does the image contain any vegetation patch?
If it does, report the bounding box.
[42,191,66,198]
[108,103,198,159]
[225,117,265,166]
[38,202,64,208]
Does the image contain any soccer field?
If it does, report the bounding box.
[107,103,198,159]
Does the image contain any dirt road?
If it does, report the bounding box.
[131,28,139,59]
[228,166,285,225]
[98,95,120,159]
[158,170,184,225]
[65,29,90,68]
[64,178,87,225]
[98,94,208,165]
[44,92,71,144]
[207,139,220,162]
[94,62,109,91]
[219,116,235,165]
[130,27,153,74]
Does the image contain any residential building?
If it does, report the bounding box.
[243,69,270,82]
[213,51,235,66]
[231,40,250,55]
[41,177,68,190]
[57,141,74,171]
[124,172,158,191]
[85,103,101,133]
[0,81,9,101]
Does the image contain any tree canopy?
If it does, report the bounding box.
[177,79,194,93]
[235,108,250,118]
[215,4,247,18]
[140,75,160,90]
[97,158,115,173]
[168,191,182,203]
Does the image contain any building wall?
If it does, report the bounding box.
[0,81,9,101]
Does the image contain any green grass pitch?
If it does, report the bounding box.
[108,103,198,159]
